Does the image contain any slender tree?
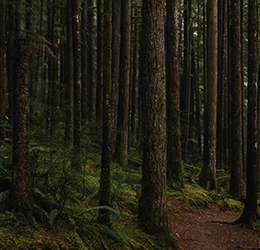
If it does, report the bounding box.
[138,0,169,238]
[98,0,112,224]
[166,0,184,188]
[229,0,243,199]
[199,0,217,190]
[114,0,131,166]
[0,0,6,141]
[96,0,103,120]
[65,0,74,143]
[81,1,88,123]
[236,0,259,224]
[71,0,82,169]
[87,0,96,120]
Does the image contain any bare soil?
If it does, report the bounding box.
[168,200,260,250]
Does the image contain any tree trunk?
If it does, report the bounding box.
[98,0,112,225]
[71,0,81,170]
[114,0,131,166]
[199,0,217,190]
[229,0,242,200]
[87,0,96,120]
[236,0,259,225]
[65,0,74,143]
[13,38,33,217]
[166,0,184,189]
[0,0,6,141]
[96,0,103,120]
[138,0,169,238]
[81,1,87,123]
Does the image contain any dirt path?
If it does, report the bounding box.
[168,200,260,250]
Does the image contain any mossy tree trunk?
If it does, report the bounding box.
[98,0,112,225]
[166,0,184,189]
[236,0,259,225]
[13,38,33,217]
[71,0,82,170]
[199,0,217,190]
[0,0,6,141]
[65,0,74,143]
[138,0,169,238]
[229,0,242,200]
[114,0,131,167]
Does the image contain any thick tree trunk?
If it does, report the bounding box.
[166,0,184,189]
[139,0,169,238]
[236,0,259,225]
[0,0,6,141]
[13,38,33,216]
[199,0,217,190]
[229,0,242,200]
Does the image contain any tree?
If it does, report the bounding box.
[98,0,112,225]
[0,0,6,141]
[71,0,82,169]
[65,0,74,143]
[229,0,242,199]
[13,37,33,218]
[199,0,217,190]
[236,0,259,224]
[96,0,103,120]
[138,0,169,238]
[114,0,131,166]
[166,0,184,188]
[87,0,96,120]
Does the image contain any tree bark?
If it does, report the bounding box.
[98,0,112,225]
[138,0,169,238]
[114,0,131,166]
[166,0,184,189]
[199,0,217,190]
[229,0,242,200]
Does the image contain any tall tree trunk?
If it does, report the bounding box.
[81,1,87,123]
[229,0,242,200]
[111,0,121,143]
[0,0,6,141]
[166,0,184,189]
[71,0,81,169]
[236,0,259,225]
[180,0,191,161]
[114,0,131,166]
[98,0,112,224]
[13,37,33,218]
[199,0,217,190]
[138,0,169,238]
[87,0,96,120]
[65,0,74,143]
[6,0,15,128]
[96,0,103,120]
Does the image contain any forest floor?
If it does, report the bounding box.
[168,200,260,250]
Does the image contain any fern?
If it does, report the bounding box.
[77,205,122,218]
[49,209,60,228]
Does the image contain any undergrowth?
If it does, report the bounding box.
[0,123,252,249]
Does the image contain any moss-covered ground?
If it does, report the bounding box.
[0,140,257,249]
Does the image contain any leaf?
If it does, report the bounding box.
[49,209,60,228]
